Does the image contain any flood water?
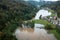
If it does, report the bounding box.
[14,23,57,40]
[14,9,57,40]
[35,9,51,19]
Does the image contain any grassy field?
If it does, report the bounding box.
[33,19,49,25]
[33,19,55,27]
[50,30,60,40]
[48,9,56,17]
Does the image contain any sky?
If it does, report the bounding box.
[25,0,58,1]
[44,0,58,1]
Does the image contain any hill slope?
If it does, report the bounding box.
[0,0,38,40]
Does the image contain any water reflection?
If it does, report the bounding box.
[15,23,56,40]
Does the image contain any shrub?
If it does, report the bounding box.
[56,27,60,34]
[27,21,34,28]
[0,33,17,40]
[45,24,53,30]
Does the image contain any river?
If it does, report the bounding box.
[14,9,57,40]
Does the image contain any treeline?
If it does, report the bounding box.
[0,0,38,40]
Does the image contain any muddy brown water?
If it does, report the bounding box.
[14,23,57,40]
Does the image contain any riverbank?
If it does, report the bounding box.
[33,19,60,40]
[15,23,57,40]
[49,30,60,40]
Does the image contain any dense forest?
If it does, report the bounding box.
[0,0,38,40]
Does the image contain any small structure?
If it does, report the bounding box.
[53,16,57,20]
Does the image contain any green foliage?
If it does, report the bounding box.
[33,19,49,25]
[0,32,17,40]
[50,30,60,40]
[33,19,56,30]
[45,24,53,30]
[56,27,60,34]
[0,0,38,40]
[27,21,34,28]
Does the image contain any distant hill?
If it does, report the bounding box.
[21,1,54,8]
[13,0,54,8]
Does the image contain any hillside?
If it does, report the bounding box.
[0,0,38,40]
